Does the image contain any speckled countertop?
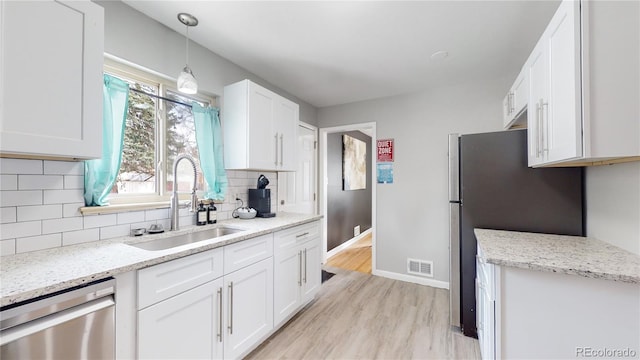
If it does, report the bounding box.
[0,212,322,307]
[475,229,640,284]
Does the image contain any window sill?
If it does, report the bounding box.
[80,201,170,215]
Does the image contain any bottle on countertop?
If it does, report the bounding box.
[196,201,207,226]
[207,200,217,224]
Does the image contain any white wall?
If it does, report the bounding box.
[95,0,318,127]
[586,162,640,255]
[318,77,508,283]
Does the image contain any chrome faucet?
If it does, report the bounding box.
[170,154,199,231]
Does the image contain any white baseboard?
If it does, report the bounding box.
[373,269,450,290]
[326,228,372,259]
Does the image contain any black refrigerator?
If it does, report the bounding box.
[448,129,584,338]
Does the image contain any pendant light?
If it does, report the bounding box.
[177,13,198,94]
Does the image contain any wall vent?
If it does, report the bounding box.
[407,259,433,277]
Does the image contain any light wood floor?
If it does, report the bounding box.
[246,266,481,360]
[326,233,372,274]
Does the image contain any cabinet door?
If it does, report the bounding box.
[0,0,103,159]
[512,71,529,117]
[527,39,549,167]
[546,0,582,163]
[247,82,277,170]
[273,245,302,326]
[138,278,223,360]
[274,97,299,171]
[502,93,512,128]
[224,257,274,359]
[302,238,322,303]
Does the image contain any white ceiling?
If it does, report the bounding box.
[123,1,560,108]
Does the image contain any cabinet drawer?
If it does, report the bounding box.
[138,248,223,309]
[224,234,273,274]
[274,221,321,253]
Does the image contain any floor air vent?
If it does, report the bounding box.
[407,259,433,277]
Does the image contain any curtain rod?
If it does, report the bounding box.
[129,87,193,108]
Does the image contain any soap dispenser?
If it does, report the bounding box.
[207,200,217,224]
[196,201,207,226]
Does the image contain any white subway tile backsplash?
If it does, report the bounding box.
[42,217,83,234]
[1,221,41,240]
[117,211,145,224]
[84,214,117,229]
[63,228,100,246]
[63,203,83,217]
[145,208,169,221]
[64,175,84,189]
[16,234,61,253]
[0,159,42,175]
[1,163,275,256]
[100,224,131,240]
[43,189,84,204]
[1,239,16,256]
[44,161,84,175]
[17,205,63,221]
[1,175,18,190]
[0,190,42,206]
[1,207,16,224]
[19,175,64,190]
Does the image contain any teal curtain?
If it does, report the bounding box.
[84,74,130,206]
[192,103,228,200]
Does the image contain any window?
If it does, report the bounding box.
[104,60,215,204]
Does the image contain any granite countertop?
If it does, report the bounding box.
[475,229,640,284]
[0,212,322,307]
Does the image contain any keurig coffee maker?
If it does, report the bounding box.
[248,174,276,218]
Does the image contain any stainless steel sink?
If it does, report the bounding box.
[129,226,246,251]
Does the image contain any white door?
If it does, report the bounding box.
[247,82,277,170]
[223,257,274,359]
[138,278,223,359]
[273,245,302,326]
[278,124,317,213]
[274,97,299,171]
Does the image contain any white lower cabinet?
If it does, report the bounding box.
[138,278,224,359]
[137,234,276,360]
[476,245,640,359]
[273,221,321,326]
[223,257,273,359]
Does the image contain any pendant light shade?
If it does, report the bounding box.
[177,13,198,94]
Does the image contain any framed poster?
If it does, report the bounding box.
[377,163,393,184]
[377,139,394,162]
[342,134,367,190]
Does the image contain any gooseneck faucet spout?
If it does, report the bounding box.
[170,154,198,231]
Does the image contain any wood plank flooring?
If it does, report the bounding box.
[246,266,480,360]
[326,233,372,274]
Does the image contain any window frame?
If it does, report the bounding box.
[103,57,217,206]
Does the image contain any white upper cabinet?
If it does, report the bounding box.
[526,0,640,167]
[0,0,104,160]
[503,66,529,129]
[223,79,299,171]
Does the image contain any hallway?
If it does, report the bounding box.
[326,233,372,274]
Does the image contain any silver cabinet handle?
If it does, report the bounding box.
[295,232,309,238]
[303,248,307,284]
[227,282,233,335]
[217,287,223,342]
[542,101,549,153]
[298,250,302,286]
[509,92,515,114]
[535,101,541,156]
[280,134,284,166]
[274,133,279,166]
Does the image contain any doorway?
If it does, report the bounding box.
[319,122,377,273]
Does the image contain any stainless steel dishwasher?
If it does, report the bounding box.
[0,278,115,360]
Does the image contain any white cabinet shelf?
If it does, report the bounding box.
[525,0,640,167]
[223,79,299,171]
[0,0,104,160]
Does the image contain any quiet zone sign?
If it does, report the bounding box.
[377,139,394,162]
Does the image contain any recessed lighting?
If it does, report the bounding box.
[430,50,449,61]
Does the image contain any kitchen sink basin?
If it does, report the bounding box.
[129,226,246,251]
